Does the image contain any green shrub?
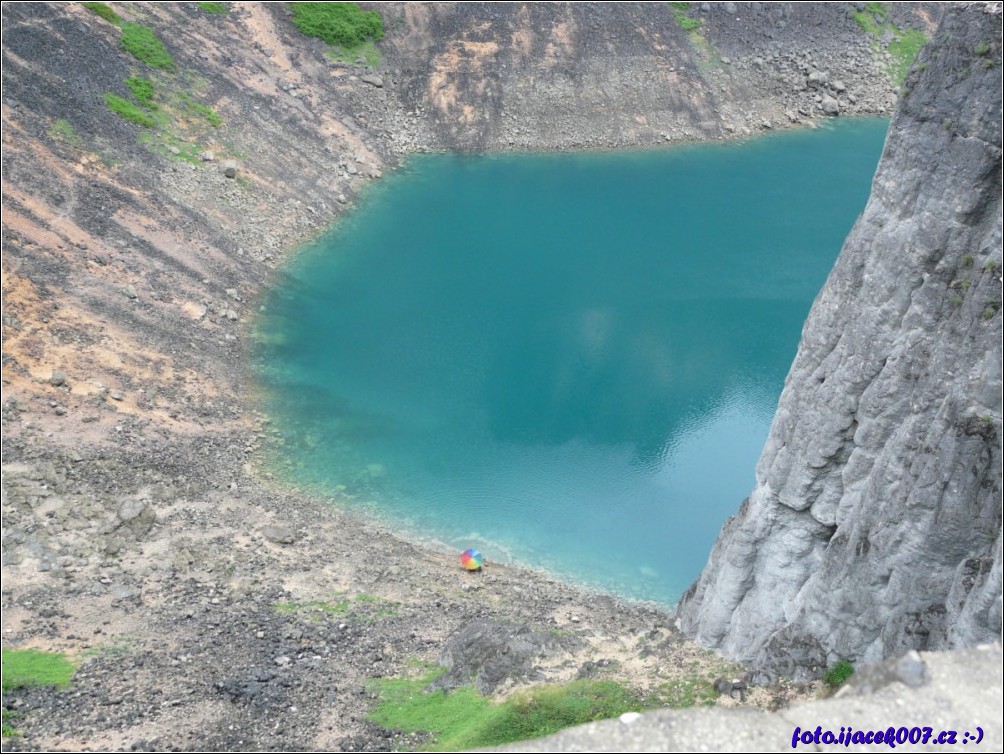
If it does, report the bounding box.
[975,41,991,56]
[290,2,383,47]
[105,92,157,127]
[82,1,121,24]
[196,1,228,13]
[823,659,854,689]
[120,23,174,69]
[125,76,157,109]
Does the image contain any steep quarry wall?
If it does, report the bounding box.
[2,1,995,749]
[678,4,1002,680]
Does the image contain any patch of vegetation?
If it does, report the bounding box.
[120,23,174,70]
[983,300,1001,320]
[290,2,383,47]
[853,5,927,87]
[174,91,222,127]
[668,2,701,32]
[81,1,121,25]
[125,76,158,109]
[325,39,383,68]
[852,2,888,34]
[48,118,83,147]
[960,254,974,269]
[104,92,157,127]
[984,260,999,272]
[823,659,854,689]
[2,649,76,689]
[648,672,719,708]
[2,649,76,737]
[975,41,992,57]
[196,1,227,13]
[887,29,927,86]
[367,667,644,751]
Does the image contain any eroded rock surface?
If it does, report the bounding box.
[678,5,1002,679]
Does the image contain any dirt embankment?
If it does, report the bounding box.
[2,3,936,750]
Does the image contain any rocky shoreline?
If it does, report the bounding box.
[2,3,946,750]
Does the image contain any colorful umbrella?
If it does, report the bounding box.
[460,548,484,571]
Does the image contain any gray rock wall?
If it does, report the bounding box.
[677,4,1002,679]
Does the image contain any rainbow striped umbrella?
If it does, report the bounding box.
[460,548,484,571]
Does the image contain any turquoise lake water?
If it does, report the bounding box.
[254,119,889,604]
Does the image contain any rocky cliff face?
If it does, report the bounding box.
[678,4,1002,680]
[0,2,984,748]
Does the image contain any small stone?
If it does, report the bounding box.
[807,70,829,86]
[894,651,928,688]
[109,390,124,401]
[222,160,238,178]
[168,146,181,155]
[49,370,66,386]
[263,524,298,544]
[125,285,138,299]
[274,656,291,667]
[200,150,216,162]
[359,74,384,88]
[619,712,642,725]
[117,498,156,537]
[821,94,840,116]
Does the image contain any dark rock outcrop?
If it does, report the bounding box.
[431,620,576,694]
[678,4,1002,679]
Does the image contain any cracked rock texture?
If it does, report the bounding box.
[678,4,1002,680]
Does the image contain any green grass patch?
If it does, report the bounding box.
[125,76,158,109]
[668,2,700,32]
[367,668,644,751]
[325,39,383,68]
[105,92,157,127]
[2,648,76,690]
[82,1,121,25]
[648,673,719,708]
[174,91,223,127]
[48,118,83,147]
[2,649,77,739]
[823,659,854,690]
[290,2,383,47]
[196,1,227,13]
[120,23,174,70]
[852,5,927,86]
[888,28,927,85]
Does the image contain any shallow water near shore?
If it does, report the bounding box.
[254,119,889,604]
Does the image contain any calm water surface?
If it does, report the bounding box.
[254,119,889,603]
